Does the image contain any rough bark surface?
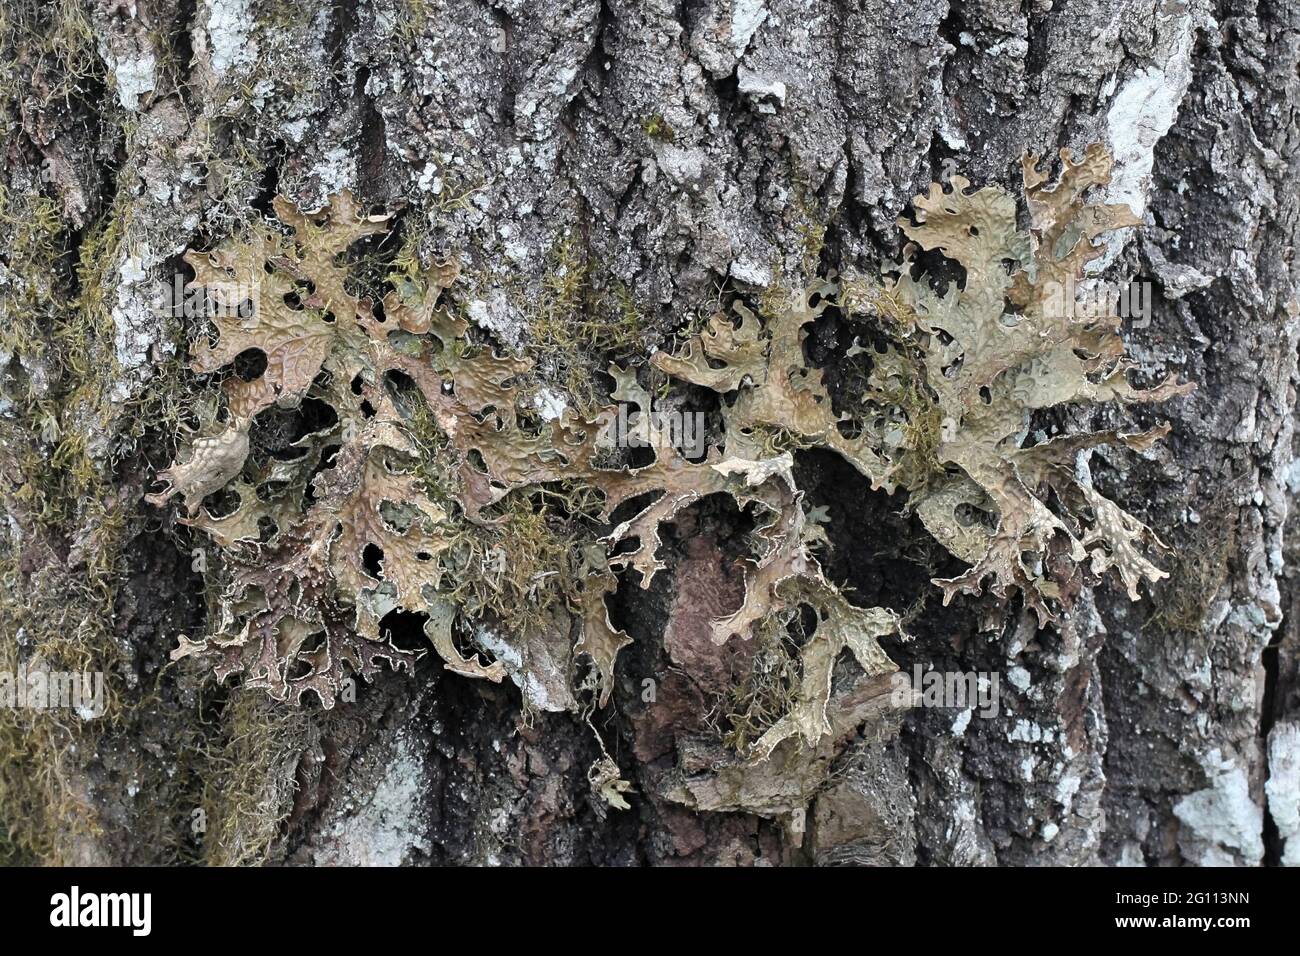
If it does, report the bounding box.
[0,0,1297,866]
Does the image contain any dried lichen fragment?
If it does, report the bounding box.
[144,425,250,517]
[588,755,634,813]
[572,558,631,708]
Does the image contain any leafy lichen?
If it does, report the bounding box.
[149,145,1188,788]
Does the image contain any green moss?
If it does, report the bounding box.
[196,690,308,866]
[448,495,570,629]
[0,714,100,864]
[641,114,674,142]
[780,165,832,280]
[713,617,802,754]
[0,1,101,134]
[395,0,433,42]
[520,233,648,414]
[0,130,201,866]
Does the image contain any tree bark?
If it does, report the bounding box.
[1,0,1297,866]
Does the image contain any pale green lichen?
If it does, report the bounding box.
[148,146,1188,790]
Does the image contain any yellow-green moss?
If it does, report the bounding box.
[520,234,648,414]
[641,114,674,143]
[196,691,308,866]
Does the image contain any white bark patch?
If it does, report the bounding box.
[729,256,771,287]
[1173,751,1264,865]
[1104,67,1181,217]
[314,729,431,866]
[310,146,357,198]
[206,0,256,77]
[1098,11,1196,267]
[731,0,770,56]
[533,388,569,422]
[112,52,157,111]
[467,290,525,348]
[1266,721,1300,866]
[110,249,166,401]
[737,66,787,110]
[475,625,572,713]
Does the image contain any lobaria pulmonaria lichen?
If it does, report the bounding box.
[658,143,1192,628]
[149,145,1189,770]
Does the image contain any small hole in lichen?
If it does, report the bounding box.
[257,480,290,501]
[955,503,997,532]
[609,490,663,527]
[300,396,338,431]
[608,535,641,558]
[233,348,268,381]
[287,632,327,686]
[362,544,384,579]
[378,608,431,655]
[287,631,327,681]
[793,603,820,646]
[625,445,655,468]
[200,486,242,519]
[836,418,863,440]
[379,500,417,533]
[384,369,419,405]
